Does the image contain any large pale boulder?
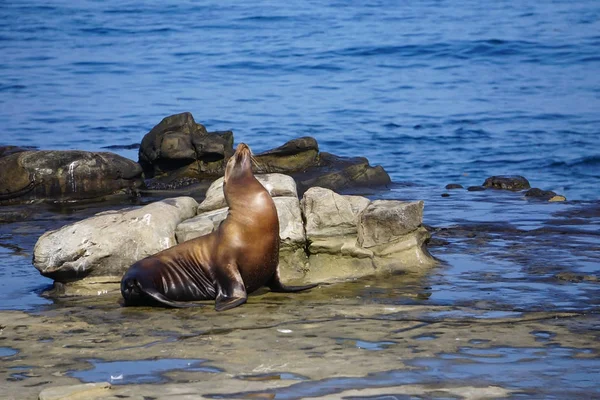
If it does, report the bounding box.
[300,187,434,283]
[175,207,228,243]
[301,187,370,238]
[33,197,198,294]
[357,200,424,248]
[273,196,309,281]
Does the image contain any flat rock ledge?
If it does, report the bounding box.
[33,174,435,296]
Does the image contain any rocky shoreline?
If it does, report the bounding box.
[1,113,593,400]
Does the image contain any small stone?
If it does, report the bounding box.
[441,193,450,197]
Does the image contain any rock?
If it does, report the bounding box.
[300,188,434,283]
[441,193,450,197]
[467,186,486,192]
[301,187,370,238]
[0,150,143,205]
[175,207,228,242]
[38,382,111,400]
[273,196,309,280]
[524,187,566,201]
[357,200,424,248]
[33,197,198,293]
[138,112,233,179]
[274,197,306,247]
[483,175,530,191]
[525,188,557,200]
[255,137,319,173]
[445,183,463,189]
[198,173,298,213]
[138,115,391,195]
[293,152,391,195]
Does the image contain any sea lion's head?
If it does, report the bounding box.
[224,143,254,186]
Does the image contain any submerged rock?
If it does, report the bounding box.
[523,187,566,202]
[483,175,531,191]
[467,186,486,192]
[445,183,463,189]
[33,197,198,294]
[0,150,143,205]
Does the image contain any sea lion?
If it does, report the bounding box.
[121,143,317,311]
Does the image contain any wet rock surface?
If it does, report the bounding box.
[0,185,599,399]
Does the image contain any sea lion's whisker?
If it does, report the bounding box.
[250,155,265,173]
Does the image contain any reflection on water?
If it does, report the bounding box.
[220,345,599,399]
[69,358,221,385]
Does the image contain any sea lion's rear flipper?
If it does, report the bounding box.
[215,263,247,312]
[267,268,319,293]
[122,278,201,308]
[141,287,201,308]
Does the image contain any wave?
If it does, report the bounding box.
[327,39,597,65]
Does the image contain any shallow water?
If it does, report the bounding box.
[1,0,599,398]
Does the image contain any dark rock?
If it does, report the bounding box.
[255,137,319,173]
[291,152,391,195]
[467,186,486,192]
[525,188,558,200]
[0,150,143,204]
[441,193,450,197]
[140,113,391,196]
[483,175,530,191]
[138,112,233,179]
[445,183,463,190]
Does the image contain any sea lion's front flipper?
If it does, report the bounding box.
[267,268,319,293]
[215,263,247,312]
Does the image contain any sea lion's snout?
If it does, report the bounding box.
[236,142,250,152]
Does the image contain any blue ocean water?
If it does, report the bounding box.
[1,0,599,200]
